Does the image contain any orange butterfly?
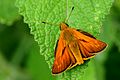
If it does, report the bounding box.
[52,22,107,74]
[42,7,107,74]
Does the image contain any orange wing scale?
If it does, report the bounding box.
[52,24,107,74]
[52,35,76,74]
[73,29,107,60]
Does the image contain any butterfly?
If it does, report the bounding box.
[52,22,107,74]
[42,7,107,74]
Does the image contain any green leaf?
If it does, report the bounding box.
[16,0,114,80]
[0,0,19,25]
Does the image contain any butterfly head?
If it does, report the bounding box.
[60,22,69,31]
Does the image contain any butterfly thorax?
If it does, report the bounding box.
[62,29,75,44]
[60,23,76,44]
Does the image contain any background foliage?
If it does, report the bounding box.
[0,0,120,80]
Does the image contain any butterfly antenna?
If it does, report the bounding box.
[42,21,59,26]
[65,7,74,23]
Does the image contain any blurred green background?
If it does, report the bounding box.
[0,0,120,80]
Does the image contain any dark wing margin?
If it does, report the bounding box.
[54,40,59,57]
[77,29,96,39]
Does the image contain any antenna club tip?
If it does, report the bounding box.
[72,7,74,10]
[42,21,46,24]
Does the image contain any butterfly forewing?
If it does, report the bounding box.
[52,34,72,74]
[74,29,107,60]
[52,47,71,74]
[73,29,107,52]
